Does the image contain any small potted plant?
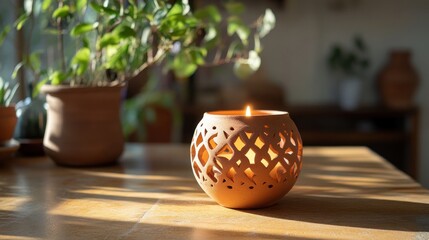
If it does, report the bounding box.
[328,36,370,110]
[15,0,275,166]
[0,77,19,144]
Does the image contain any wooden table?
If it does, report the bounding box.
[1,144,428,239]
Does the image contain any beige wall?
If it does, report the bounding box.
[245,0,429,187]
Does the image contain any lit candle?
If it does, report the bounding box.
[190,105,303,209]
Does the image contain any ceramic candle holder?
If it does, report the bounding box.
[190,110,303,209]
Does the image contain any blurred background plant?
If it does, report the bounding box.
[328,36,370,79]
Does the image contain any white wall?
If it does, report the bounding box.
[244,0,429,187]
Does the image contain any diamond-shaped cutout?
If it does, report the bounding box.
[245,131,252,139]
[290,131,296,146]
[285,147,293,155]
[191,144,196,159]
[206,165,217,182]
[237,159,242,167]
[283,157,290,165]
[244,167,256,184]
[255,136,264,149]
[208,133,218,150]
[291,162,298,175]
[197,145,209,166]
[278,132,286,148]
[214,158,223,170]
[226,167,237,182]
[216,144,233,159]
[196,133,203,146]
[245,148,256,164]
[234,136,245,151]
[268,145,278,160]
[261,159,269,167]
[269,162,286,182]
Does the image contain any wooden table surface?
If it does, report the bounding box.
[1,144,428,240]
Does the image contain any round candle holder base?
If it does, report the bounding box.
[190,110,303,209]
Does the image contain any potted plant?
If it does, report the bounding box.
[328,36,370,110]
[16,0,275,166]
[0,77,19,143]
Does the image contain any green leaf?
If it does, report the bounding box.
[194,5,221,23]
[181,0,191,14]
[50,71,68,85]
[172,51,197,78]
[89,2,118,15]
[42,0,52,11]
[0,25,11,45]
[153,8,168,24]
[233,51,261,79]
[189,48,207,65]
[70,22,98,37]
[98,33,120,49]
[259,9,275,38]
[15,14,29,30]
[24,0,34,14]
[225,2,245,15]
[71,48,90,75]
[72,48,90,64]
[11,62,24,79]
[76,0,87,11]
[144,0,160,14]
[228,17,250,44]
[254,34,262,53]
[33,77,48,98]
[52,5,71,18]
[166,2,183,17]
[82,37,90,48]
[159,15,190,40]
[226,41,242,59]
[204,26,217,42]
[105,44,129,71]
[113,25,136,38]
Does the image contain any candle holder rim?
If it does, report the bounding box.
[205,110,289,117]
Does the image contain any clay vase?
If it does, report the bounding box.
[378,50,419,109]
[190,110,303,209]
[0,106,17,143]
[41,85,124,167]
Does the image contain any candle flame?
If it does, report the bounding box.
[245,105,251,117]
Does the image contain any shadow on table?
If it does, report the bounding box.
[242,194,429,232]
[0,211,319,240]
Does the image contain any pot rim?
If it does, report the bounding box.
[205,110,289,118]
[0,106,17,117]
[41,83,125,94]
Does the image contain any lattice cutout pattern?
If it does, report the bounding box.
[190,116,303,192]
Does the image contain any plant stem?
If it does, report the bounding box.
[57,0,66,72]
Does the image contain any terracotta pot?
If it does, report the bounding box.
[378,50,419,108]
[41,85,124,167]
[190,110,303,209]
[0,106,17,144]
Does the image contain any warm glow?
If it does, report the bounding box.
[245,105,251,117]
